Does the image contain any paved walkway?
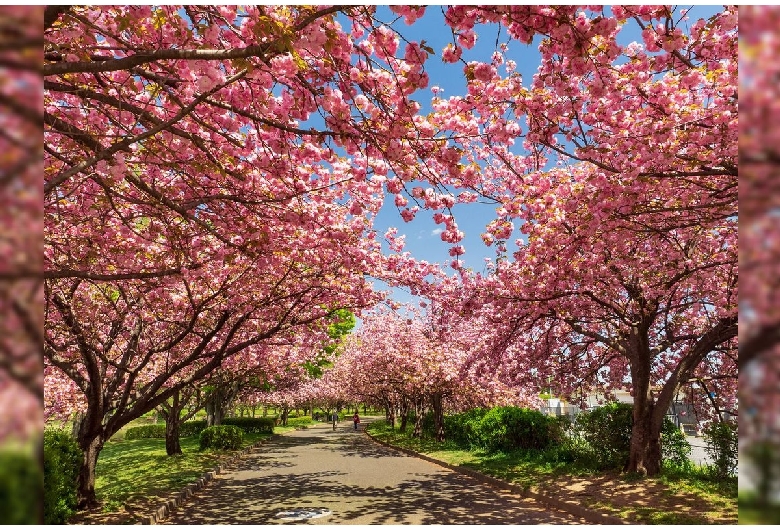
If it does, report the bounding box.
[164,418,584,525]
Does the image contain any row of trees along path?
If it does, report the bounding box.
[43,6,738,508]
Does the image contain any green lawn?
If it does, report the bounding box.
[366,420,737,525]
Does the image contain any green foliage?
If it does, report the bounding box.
[43,430,82,524]
[661,419,692,469]
[444,407,560,453]
[125,424,166,440]
[445,404,692,474]
[326,309,356,344]
[124,418,272,440]
[574,402,633,470]
[222,417,275,433]
[199,425,243,451]
[180,420,208,436]
[702,420,737,478]
[303,310,356,378]
[0,448,42,524]
[285,416,313,428]
[444,408,488,448]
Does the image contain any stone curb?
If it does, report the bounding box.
[364,431,628,526]
[142,435,276,525]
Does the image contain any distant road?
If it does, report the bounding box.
[164,418,584,525]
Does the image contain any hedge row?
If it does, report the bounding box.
[441,403,691,472]
[125,417,275,440]
[285,416,313,428]
[222,417,276,433]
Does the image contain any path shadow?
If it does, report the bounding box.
[165,423,580,525]
[166,467,577,525]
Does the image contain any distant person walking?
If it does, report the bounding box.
[331,410,339,431]
[353,412,360,431]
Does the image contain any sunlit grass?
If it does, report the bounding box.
[94,428,291,514]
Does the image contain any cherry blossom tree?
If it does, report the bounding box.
[44,261,371,506]
[330,306,539,440]
[43,5,441,506]
[739,6,780,373]
[415,6,738,475]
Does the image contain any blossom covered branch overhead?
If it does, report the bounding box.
[44,5,737,494]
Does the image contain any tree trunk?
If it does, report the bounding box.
[157,390,185,456]
[206,400,223,426]
[412,397,425,438]
[165,417,182,456]
[205,380,237,426]
[626,340,663,476]
[627,400,663,475]
[399,399,410,433]
[385,400,396,429]
[281,407,289,426]
[431,392,445,442]
[76,434,104,509]
[71,411,85,440]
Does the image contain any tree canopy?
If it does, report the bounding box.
[43,5,738,499]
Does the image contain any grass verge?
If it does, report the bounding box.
[366,420,737,525]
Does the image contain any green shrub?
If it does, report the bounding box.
[124,424,166,440]
[125,417,272,440]
[180,420,207,437]
[0,448,42,524]
[223,417,275,433]
[444,408,488,448]
[702,420,738,478]
[285,416,313,428]
[479,407,560,452]
[199,425,243,450]
[574,402,633,470]
[43,430,83,524]
[661,419,692,469]
[444,407,559,453]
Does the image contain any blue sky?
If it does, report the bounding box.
[366,5,542,301]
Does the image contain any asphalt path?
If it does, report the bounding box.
[164,417,584,525]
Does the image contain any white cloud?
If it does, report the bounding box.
[431,228,444,236]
